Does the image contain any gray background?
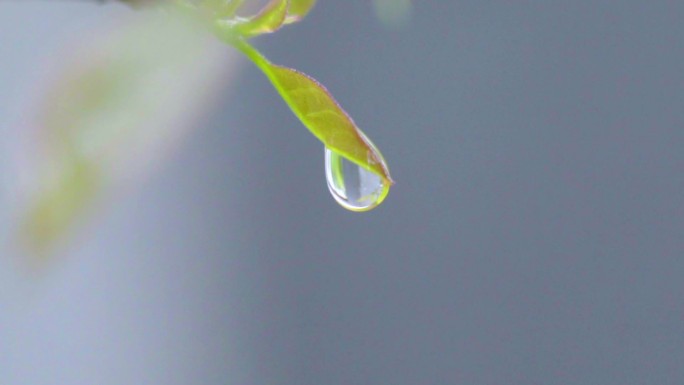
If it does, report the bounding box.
[2,1,684,384]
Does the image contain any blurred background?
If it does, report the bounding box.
[2,1,684,384]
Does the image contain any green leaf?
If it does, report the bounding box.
[211,0,316,39]
[284,0,317,24]
[234,0,289,37]
[233,39,393,184]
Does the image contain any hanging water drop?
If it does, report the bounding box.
[324,147,390,212]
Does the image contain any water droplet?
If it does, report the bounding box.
[324,147,390,212]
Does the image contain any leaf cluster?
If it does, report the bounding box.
[178,0,393,184]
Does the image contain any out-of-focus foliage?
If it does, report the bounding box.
[372,0,413,28]
[19,12,233,258]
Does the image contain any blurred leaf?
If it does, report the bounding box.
[19,12,235,257]
[372,0,413,28]
[20,158,100,255]
[234,39,393,184]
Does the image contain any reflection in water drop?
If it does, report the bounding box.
[324,147,390,212]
